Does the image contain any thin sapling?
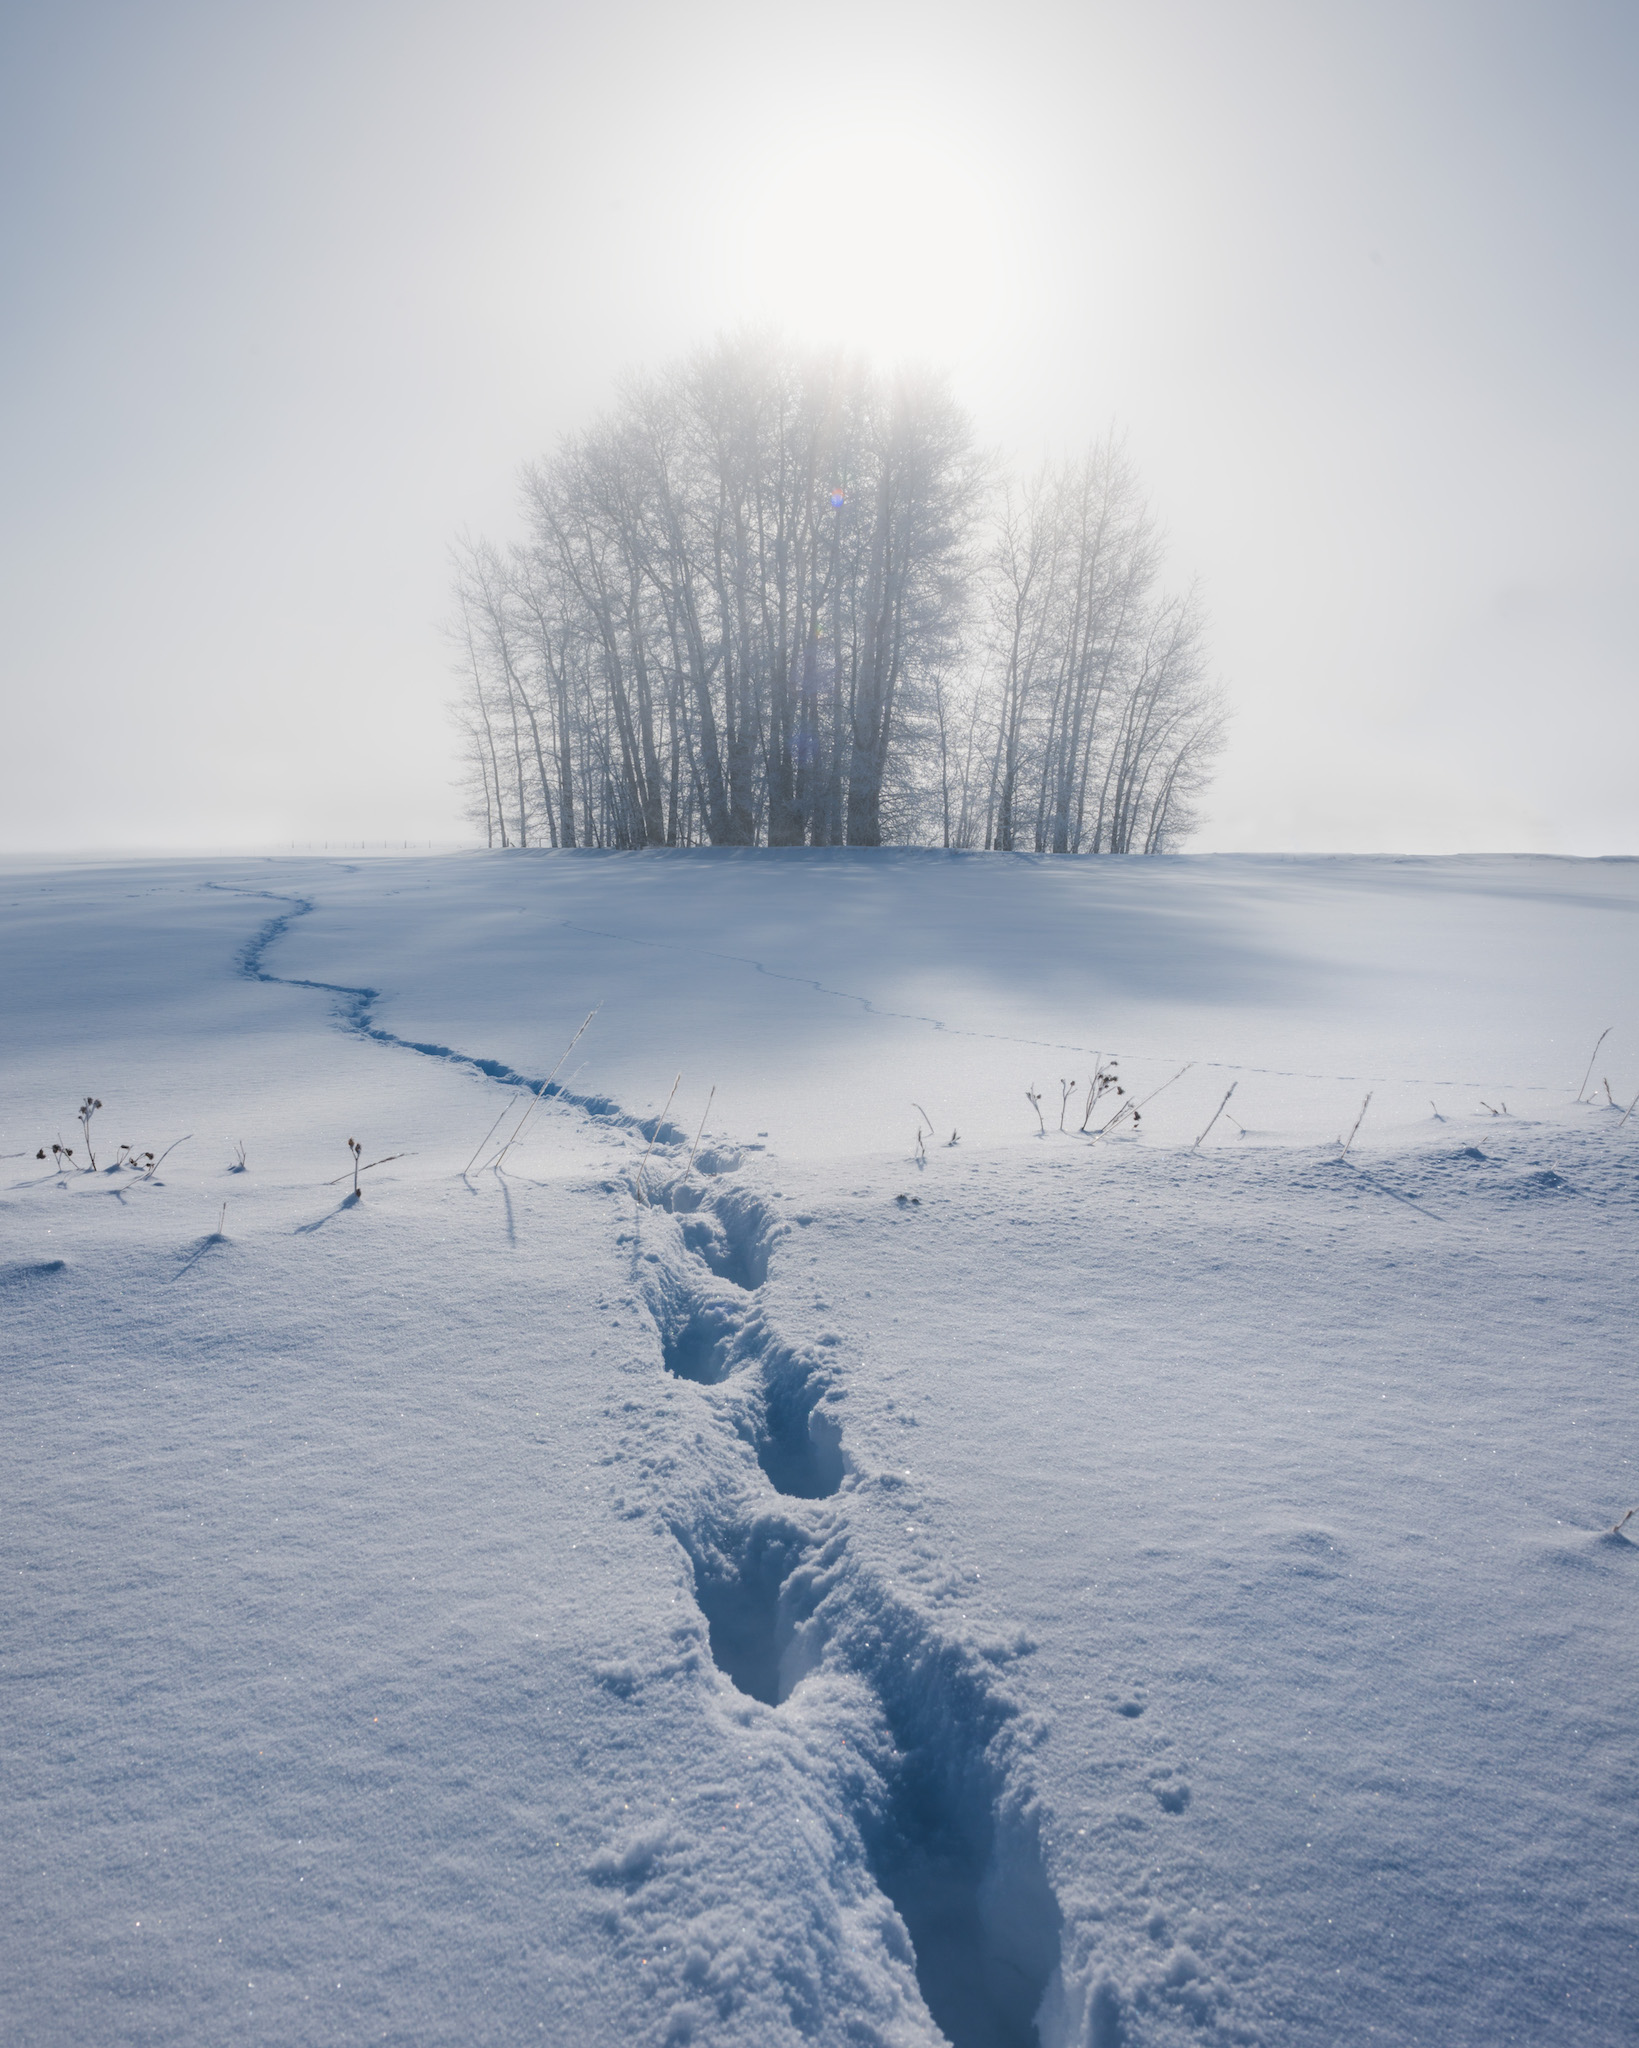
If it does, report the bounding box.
[1026,1086,1045,1137]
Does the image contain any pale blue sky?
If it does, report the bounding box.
[3,0,1635,850]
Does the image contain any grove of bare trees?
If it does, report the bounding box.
[451,337,1224,854]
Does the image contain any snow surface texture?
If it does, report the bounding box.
[2,849,1636,2048]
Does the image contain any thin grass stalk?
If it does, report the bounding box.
[461,1102,514,1179]
[635,1073,681,1203]
[1340,1091,1373,1156]
[1094,1062,1194,1139]
[142,1136,191,1180]
[481,1004,600,1174]
[1078,1053,1104,1133]
[1192,1081,1238,1151]
[1079,1054,1103,1133]
[676,1086,716,1192]
[326,1150,410,1187]
[1576,1027,1612,1103]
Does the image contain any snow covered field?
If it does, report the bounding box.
[3,849,1636,2048]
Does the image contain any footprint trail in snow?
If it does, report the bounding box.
[227,880,1084,2048]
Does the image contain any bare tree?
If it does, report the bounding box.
[448,341,1224,853]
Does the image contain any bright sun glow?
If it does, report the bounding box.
[723,124,1018,363]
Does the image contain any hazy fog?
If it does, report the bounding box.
[3,0,1634,853]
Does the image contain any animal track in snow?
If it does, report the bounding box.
[869,1755,1061,2048]
[632,1125,1068,2043]
[670,1511,816,1707]
[649,1255,742,1385]
[672,1181,778,1290]
[233,880,1077,2048]
[658,1301,738,1384]
[748,1334,846,1500]
[642,1191,845,1500]
[645,1158,1065,2043]
[791,1552,1065,2048]
[218,885,695,1149]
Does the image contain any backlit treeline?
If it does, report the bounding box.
[451,338,1224,852]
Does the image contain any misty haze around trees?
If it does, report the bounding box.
[449,337,1225,854]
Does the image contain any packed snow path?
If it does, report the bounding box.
[3,850,1637,2047]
